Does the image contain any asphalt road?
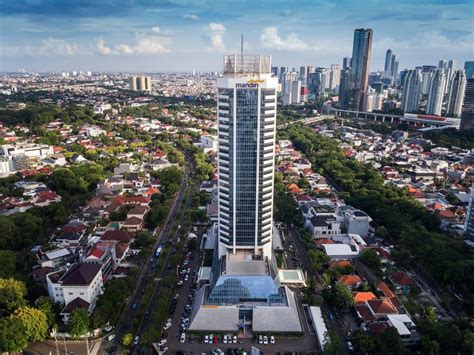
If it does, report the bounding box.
[104,165,190,354]
[286,226,350,354]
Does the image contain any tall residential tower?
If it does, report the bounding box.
[447,70,467,118]
[426,69,446,116]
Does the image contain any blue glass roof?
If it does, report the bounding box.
[208,275,284,305]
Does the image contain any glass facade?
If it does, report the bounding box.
[217,85,276,250]
[208,275,284,305]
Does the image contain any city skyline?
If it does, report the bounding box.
[1,0,473,72]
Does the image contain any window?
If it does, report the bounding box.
[68,292,73,295]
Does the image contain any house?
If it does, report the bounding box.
[366,299,398,318]
[46,263,103,323]
[101,229,133,243]
[337,275,362,289]
[127,205,150,220]
[305,215,341,237]
[38,248,74,270]
[354,292,377,304]
[342,207,371,237]
[389,271,416,293]
[387,314,420,345]
[122,216,145,232]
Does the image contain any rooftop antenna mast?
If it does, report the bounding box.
[240,33,244,73]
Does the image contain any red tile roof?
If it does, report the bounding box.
[377,282,395,298]
[367,299,398,315]
[390,271,416,286]
[101,230,133,242]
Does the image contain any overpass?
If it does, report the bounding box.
[277,115,328,129]
[332,108,401,123]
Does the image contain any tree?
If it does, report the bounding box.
[37,295,57,329]
[323,330,342,355]
[308,249,330,271]
[329,282,355,311]
[0,278,27,313]
[0,316,28,352]
[361,248,382,271]
[122,333,133,346]
[68,308,90,337]
[0,250,17,278]
[375,327,406,355]
[353,329,376,353]
[13,306,48,342]
[147,205,167,228]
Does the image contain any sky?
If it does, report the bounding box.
[0,0,473,73]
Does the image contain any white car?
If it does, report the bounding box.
[133,336,140,346]
[204,335,209,344]
[263,336,268,345]
[158,339,167,346]
[223,335,228,344]
[163,322,171,330]
[270,335,275,344]
[233,335,237,343]
[180,333,186,343]
[107,334,115,341]
[258,335,263,344]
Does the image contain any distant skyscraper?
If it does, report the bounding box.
[465,183,474,241]
[464,61,474,79]
[447,70,467,118]
[426,69,446,116]
[384,49,393,73]
[129,76,151,91]
[217,54,276,256]
[460,79,474,131]
[329,64,341,92]
[438,59,447,69]
[421,70,434,95]
[390,55,399,84]
[342,57,352,70]
[401,69,423,113]
[338,69,351,108]
[348,28,373,111]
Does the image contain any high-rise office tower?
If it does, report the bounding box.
[343,57,352,70]
[465,183,474,241]
[217,54,277,257]
[464,61,474,79]
[291,80,302,104]
[338,68,351,108]
[329,64,341,92]
[189,54,302,334]
[426,69,446,116]
[348,28,373,111]
[460,79,474,131]
[401,69,423,113]
[384,49,393,73]
[390,55,399,85]
[438,59,447,69]
[447,70,467,118]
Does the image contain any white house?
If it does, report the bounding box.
[46,263,103,323]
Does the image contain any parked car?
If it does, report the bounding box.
[180,333,186,343]
[223,335,228,344]
[163,322,171,330]
[263,335,268,344]
[233,335,237,344]
[107,334,115,341]
[158,339,167,347]
[270,335,275,344]
[133,336,140,345]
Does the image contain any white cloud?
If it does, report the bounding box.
[97,36,113,55]
[205,23,226,31]
[97,33,171,55]
[152,26,161,33]
[184,14,198,20]
[260,26,313,51]
[202,22,227,51]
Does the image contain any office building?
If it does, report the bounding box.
[348,28,373,111]
[338,69,351,109]
[217,54,276,257]
[464,61,474,79]
[426,69,446,116]
[129,76,152,91]
[189,54,302,334]
[447,70,467,118]
[343,57,352,70]
[329,64,341,92]
[384,49,399,85]
[460,79,474,131]
[438,60,447,69]
[291,80,302,104]
[466,184,474,241]
[401,69,423,113]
